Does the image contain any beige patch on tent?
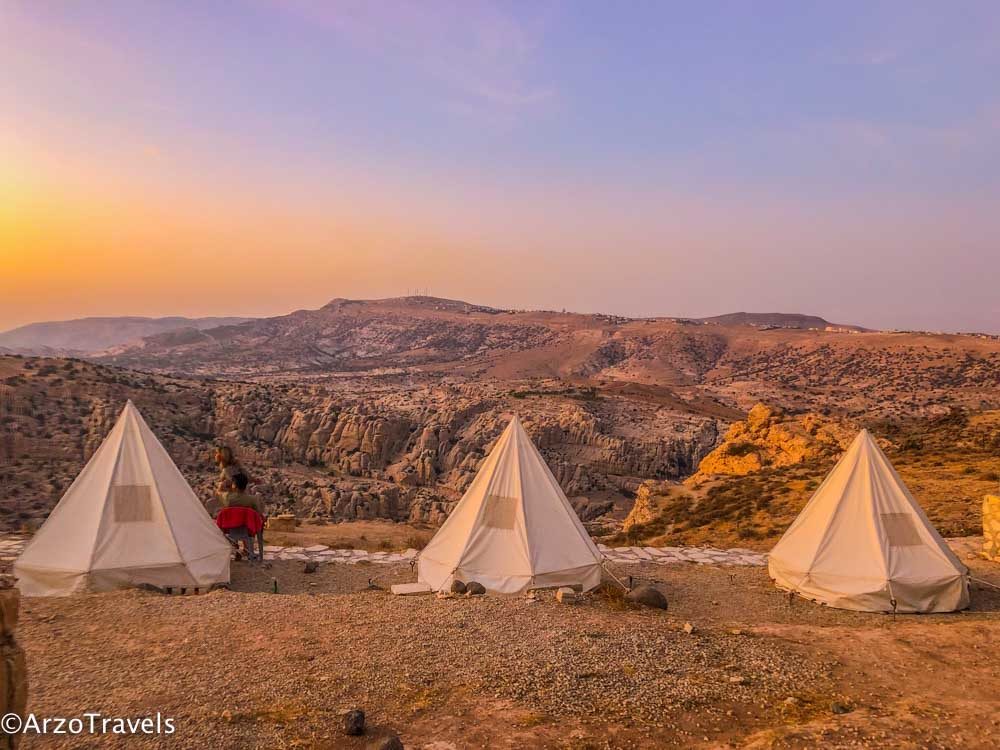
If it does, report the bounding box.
[482,494,518,529]
[880,513,922,547]
[112,485,154,523]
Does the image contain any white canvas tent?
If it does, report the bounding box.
[768,429,969,613]
[418,415,604,594]
[15,401,231,596]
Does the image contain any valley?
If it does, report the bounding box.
[3,296,1000,545]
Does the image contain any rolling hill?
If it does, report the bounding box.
[0,315,255,356]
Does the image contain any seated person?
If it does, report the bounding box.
[217,471,264,560]
[220,471,264,516]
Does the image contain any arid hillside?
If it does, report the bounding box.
[0,315,254,355]
[4,296,1000,538]
[616,406,1000,549]
[93,296,1000,419]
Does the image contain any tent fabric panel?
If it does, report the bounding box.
[443,423,532,582]
[14,413,126,576]
[90,406,183,571]
[417,430,513,579]
[515,421,602,576]
[135,407,231,567]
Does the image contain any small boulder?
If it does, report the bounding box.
[626,585,668,610]
[556,587,577,604]
[450,580,467,595]
[303,561,319,574]
[830,701,853,715]
[343,709,366,736]
[683,622,695,634]
[465,581,486,596]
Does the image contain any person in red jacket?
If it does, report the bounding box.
[220,471,264,515]
[217,471,265,560]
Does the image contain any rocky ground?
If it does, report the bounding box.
[6,537,1000,749]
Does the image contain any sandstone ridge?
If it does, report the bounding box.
[688,403,857,483]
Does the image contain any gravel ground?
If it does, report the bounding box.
[11,542,1000,749]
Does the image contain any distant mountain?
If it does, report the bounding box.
[93,296,962,411]
[697,312,867,331]
[0,316,256,355]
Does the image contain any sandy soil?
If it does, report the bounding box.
[11,540,1000,750]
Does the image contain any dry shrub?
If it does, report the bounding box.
[595,580,638,611]
[404,534,430,550]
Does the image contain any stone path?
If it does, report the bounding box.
[598,544,768,567]
[262,545,421,564]
[0,535,768,569]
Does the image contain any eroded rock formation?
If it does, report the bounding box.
[688,403,856,483]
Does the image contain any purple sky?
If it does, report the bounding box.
[3,1,1000,333]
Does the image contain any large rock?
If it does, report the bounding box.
[342,709,365,736]
[623,481,671,532]
[625,585,668,610]
[984,495,1000,562]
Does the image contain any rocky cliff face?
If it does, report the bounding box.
[0,357,721,531]
[688,403,856,483]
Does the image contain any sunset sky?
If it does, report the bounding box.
[3,1,1000,332]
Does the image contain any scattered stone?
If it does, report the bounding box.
[370,735,404,750]
[683,622,695,634]
[343,708,366,735]
[625,585,668,610]
[556,587,577,604]
[303,561,319,574]
[450,580,467,595]
[465,581,486,596]
[830,701,853,715]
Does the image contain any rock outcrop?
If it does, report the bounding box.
[623,481,673,532]
[688,403,856,483]
[1,586,27,750]
[984,495,1000,562]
